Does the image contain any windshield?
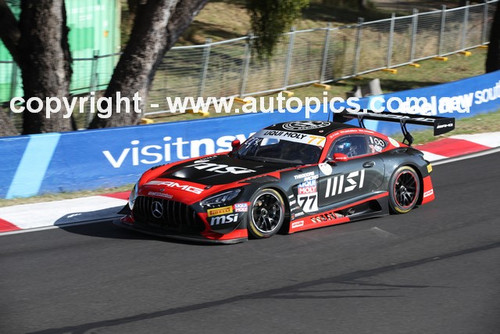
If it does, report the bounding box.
[236,136,322,165]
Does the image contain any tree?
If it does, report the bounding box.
[0,0,73,134]
[486,1,500,73]
[247,0,309,58]
[0,108,18,136]
[1,0,310,134]
[89,0,309,127]
[89,0,211,128]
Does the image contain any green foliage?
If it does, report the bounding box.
[247,0,309,58]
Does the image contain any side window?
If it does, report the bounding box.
[329,135,370,158]
[368,136,387,153]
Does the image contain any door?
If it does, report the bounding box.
[318,134,385,208]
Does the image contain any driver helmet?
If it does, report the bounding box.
[338,142,351,153]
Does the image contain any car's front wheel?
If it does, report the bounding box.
[389,166,420,214]
[248,188,285,238]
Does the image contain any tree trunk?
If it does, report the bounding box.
[17,0,72,134]
[0,111,18,137]
[88,0,209,129]
[486,2,500,73]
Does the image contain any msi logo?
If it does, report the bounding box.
[209,214,239,226]
[187,161,255,175]
[324,170,365,198]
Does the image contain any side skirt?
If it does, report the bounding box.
[288,192,389,233]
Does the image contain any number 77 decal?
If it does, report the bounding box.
[298,194,318,212]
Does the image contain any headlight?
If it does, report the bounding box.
[200,189,241,209]
[128,182,139,210]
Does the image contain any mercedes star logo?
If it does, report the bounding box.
[151,201,164,219]
[282,121,331,131]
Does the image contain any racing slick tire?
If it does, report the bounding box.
[389,165,421,214]
[248,188,285,239]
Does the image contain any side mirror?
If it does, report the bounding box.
[333,153,348,162]
[231,139,241,152]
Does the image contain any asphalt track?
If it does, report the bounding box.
[1,152,499,334]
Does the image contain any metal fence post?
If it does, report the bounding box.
[240,35,252,96]
[198,39,212,98]
[353,17,364,75]
[87,50,99,126]
[409,9,418,62]
[482,0,489,44]
[387,13,396,68]
[461,1,470,50]
[438,5,447,55]
[89,50,99,92]
[283,27,296,89]
[320,23,332,83]
[9,62,18,118]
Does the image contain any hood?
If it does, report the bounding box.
[156,154,292,186]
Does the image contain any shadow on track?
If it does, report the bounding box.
[56,206,216,246]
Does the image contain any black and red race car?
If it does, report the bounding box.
[117,111,455,243]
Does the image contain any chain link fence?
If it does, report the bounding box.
[1,0,498,121]
[147,0,497,114]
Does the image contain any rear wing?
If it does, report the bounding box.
[333,110,455,146]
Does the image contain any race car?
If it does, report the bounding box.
[116,111,455,243]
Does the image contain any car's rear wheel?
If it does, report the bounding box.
[389,166,420,214]
[248,188,285,238]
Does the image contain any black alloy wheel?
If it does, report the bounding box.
[389,166,420,214]
[248,188,285,238]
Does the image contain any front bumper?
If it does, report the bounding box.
[114,216,247,244]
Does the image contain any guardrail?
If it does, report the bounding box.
[1,0,497,123]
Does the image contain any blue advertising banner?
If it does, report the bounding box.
[0,112,322,198]
[1,70,499,198]
[352,70,500,134]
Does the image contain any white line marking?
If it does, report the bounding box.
[432,147,500,166]
[451,132,500,147]
[0,196,126,229]
[421,151,447,162]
